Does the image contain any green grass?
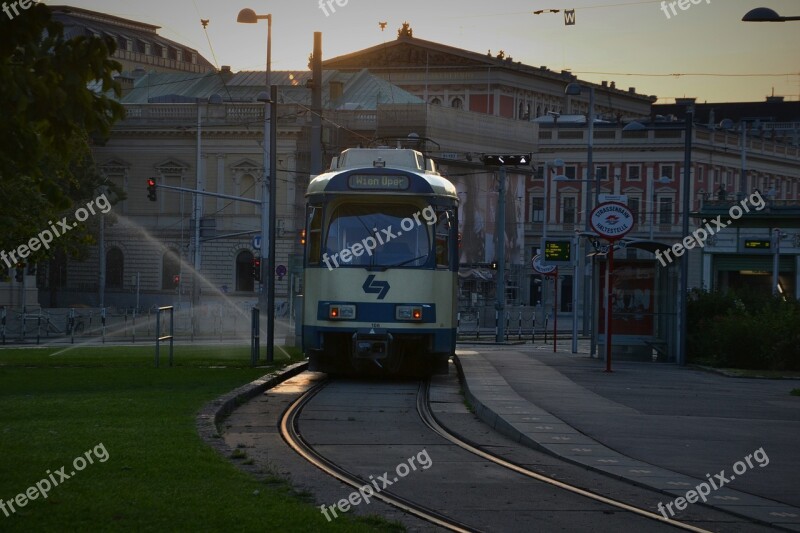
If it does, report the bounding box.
[0,345,400,532]
[791,388,800,397]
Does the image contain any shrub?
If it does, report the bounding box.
[687,289,800,370]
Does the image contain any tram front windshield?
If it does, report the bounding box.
[325,203,432,268]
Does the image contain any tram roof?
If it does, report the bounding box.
[308,149,458,198]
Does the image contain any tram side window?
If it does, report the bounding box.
[306,205,322,265]
[435,208,455,268]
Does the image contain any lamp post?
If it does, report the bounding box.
[565,82,595,343]
[238,8,275,362]
[742,7,800,21]
[678,104,694,366]
[554,174,596,355]
[541,159,565,347]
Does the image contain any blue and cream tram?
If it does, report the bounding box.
[302,148,459,375]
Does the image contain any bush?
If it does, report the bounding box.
[687,289,800,370]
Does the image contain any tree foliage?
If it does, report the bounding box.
[0,4,125,264]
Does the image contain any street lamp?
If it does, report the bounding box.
[742,7,800,21]
[238,8,275,362]
[565,81,596,341]
[678,104,694,366]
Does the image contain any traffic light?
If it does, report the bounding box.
[172,274,180,287]
[252,257,262,282]
[490,260,498,270]
[480,154,531,167]
[299,229,306,246]
[147,178,157,201]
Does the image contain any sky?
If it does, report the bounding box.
[47,0,800,104]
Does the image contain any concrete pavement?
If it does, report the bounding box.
[456,342,800,531]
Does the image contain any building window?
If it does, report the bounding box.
[595,165,608,181]
[562,197,576,224]
[529,196,544,223]
[161,250,181,290]
[628,197,641,224]
[451,98,463,109]
[658,197,673,225]
[430,97,442,105]
[697,166,704,183]
[627,164,641,181]
[564,166,577,180]
[236,250,255,292]
[660,164,674,181]
[106,248,124,289]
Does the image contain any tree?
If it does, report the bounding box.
[0,4,125,266]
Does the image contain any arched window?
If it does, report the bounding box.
[236,250,255,292]
[451,98,463,109]
[161,250,181,290]
[536,105,542,118]
[430,97,442,105]
[106,248,124,289]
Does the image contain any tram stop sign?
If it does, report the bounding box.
[532,254,557,276]
[590,202,635,241]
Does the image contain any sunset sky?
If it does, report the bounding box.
[53,0,799,104]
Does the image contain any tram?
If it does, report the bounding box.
[302,148,459,375]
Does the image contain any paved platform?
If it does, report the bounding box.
[455,343,800,531]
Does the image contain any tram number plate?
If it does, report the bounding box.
[348,175,409,190]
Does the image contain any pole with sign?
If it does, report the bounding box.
[532,255,558,352]
[589,202,635,372]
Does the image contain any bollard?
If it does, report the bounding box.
[69,308,75,345]
[518,310,523,341]
[251,307,260,367]
[101,308,106,344]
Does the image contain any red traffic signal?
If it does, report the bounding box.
[252,258,262,282]
[147,178,157,201]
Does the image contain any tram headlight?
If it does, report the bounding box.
[396,305,423,321]
[329,304,356,320]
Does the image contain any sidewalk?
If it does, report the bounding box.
[455,342,800,531]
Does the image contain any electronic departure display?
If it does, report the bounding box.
[744,239,771,250]
[544,239,572,263]
[348,174,409,190]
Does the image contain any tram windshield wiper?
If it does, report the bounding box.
[385,254,428,268]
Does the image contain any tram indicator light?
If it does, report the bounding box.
[481,154,531,166]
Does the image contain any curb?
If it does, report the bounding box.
[196,361,308,459]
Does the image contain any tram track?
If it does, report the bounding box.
[279,375,715,533]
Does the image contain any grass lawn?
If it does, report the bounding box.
[0,344,400,532]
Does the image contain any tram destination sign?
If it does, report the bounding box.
[348,174,409,190]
